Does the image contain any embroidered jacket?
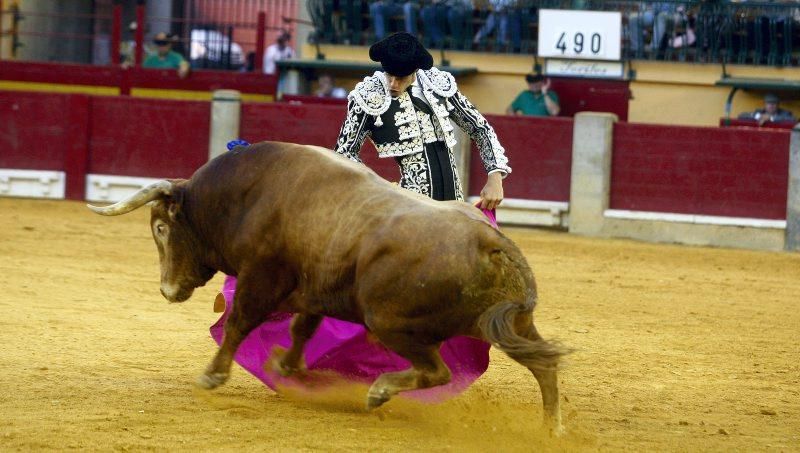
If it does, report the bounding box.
[334,67,512,176]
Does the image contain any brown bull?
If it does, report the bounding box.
[89,141,567,431]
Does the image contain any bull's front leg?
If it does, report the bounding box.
[269,313,323,377]
[196,298,266,389]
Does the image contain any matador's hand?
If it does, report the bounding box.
[479,172,504,210]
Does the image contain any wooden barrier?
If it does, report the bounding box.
[0,60,277,98]
[1,89,795,250]
[611,122,791,220]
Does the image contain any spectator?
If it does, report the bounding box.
[628,2,684,57]
[241,51,256,73]
[315,73,348,98]
[120,22,137,67]
[506,73,560,117]
[143,32,190,78]
[263,30,295,75]
[421,0,472,49]
[370,1,419,41]
[307,0,334,43]
[120,21,154,68]
[739,93,797,126]
[473,0,521,52]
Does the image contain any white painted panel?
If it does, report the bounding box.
[85,174,165,203]
[604,209,786,229]
[0,169,66,199]
[467,197,569,227]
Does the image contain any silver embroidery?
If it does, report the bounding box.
[397,152,431,197]
[449,91,511,174]
[415,110,440,144]
[397,124,420,141]
[376,136,424,157]
[350,71,391,117]
[447,148,465,201]
[417,68,457,98]
[393,93,416,126]
[334,98,371,163]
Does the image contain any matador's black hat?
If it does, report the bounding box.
[369,32,433,77]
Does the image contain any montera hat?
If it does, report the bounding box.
[525,73,544,83]
[369,32,433,77]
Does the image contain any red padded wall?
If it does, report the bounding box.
[88,97,210,179]
[240,102,400,182]
[468,115,573,202]
[0,91,72,171]
[549,77,630,121]
[611,122,790,220]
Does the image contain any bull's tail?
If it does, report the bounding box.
[477,297,567,371]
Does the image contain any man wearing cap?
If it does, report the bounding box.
[740,93,796,127]
[335,32,509,209]
[143,32,190,78]
[506,73,560,117]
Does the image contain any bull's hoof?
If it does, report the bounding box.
[268,346,302,377]
[270,361,298,378]
[366,390,391,411]
[544,417,565,438]
[548,424,565,438]
[195,371,229,390]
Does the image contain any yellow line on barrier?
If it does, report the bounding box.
[0,81,120,96]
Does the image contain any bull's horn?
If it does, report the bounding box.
[87,180,173,216]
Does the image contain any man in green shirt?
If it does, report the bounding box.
[143,32,190,78]
[506,73,560,117]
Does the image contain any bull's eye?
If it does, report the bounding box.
[156,223,166,235]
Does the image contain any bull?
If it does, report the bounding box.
[88,141,567,431]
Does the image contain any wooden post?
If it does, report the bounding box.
[255,11,266,73]
[64,95,91,201]
[134,0,146,66]
[110,1,122,65]
[0,0,4,61]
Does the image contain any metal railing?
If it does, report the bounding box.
[308,0,799,66]
[0,0,295,71]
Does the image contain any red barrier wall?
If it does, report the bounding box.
[0,91,72,171]
[611,122,790,220]
[469,115,573,202]
[240,102,400,182]
[88,97,210,179]
[550,78,630,121]
[1,90,211,199]
[0,60,277,96]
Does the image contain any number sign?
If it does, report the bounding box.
[538,9,621,61]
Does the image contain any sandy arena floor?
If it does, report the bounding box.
[0,198,798,452]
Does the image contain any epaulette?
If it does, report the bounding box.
[417,67,457,98]
[349,71,392,117]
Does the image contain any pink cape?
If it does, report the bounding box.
[210,209,497,401]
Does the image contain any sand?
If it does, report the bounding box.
[1,198,798,452]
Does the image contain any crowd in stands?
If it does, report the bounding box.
[306,1,800,64]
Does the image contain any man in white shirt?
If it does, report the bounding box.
[263,31,295,75]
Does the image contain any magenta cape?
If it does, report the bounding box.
[210,209,497,401]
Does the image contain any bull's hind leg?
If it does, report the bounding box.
[366,336,451,410]
[269,314,323,377]
[519,320,563,435]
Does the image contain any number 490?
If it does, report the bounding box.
[556,32,601,55]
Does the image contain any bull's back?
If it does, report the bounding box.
[350,208,535,340]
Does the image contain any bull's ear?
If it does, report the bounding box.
[166,187,185,221]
